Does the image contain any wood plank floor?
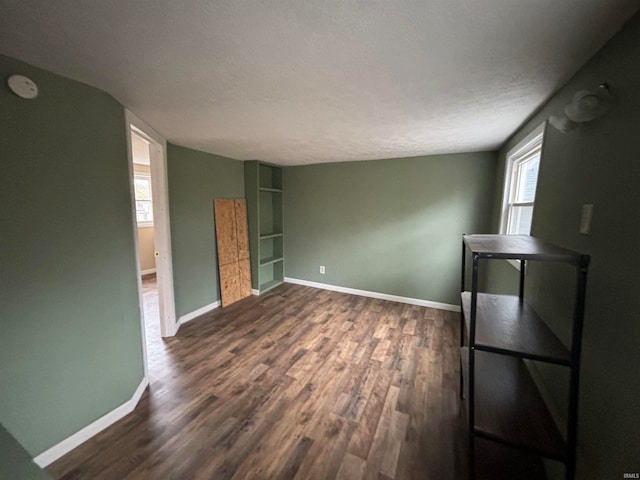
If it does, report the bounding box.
[48,281,466,480]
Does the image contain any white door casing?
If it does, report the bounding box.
[125,109,177,370]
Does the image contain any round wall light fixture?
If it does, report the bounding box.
[7,74,39,99]
[549,83,612,133]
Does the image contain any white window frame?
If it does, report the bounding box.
[499,122,546,269]
[134,171,154,227]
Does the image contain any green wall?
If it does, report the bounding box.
[167,144,244,318]
[0,425,50,479]
[0,56,144,456]
[284,153,497,306]
[486,13,640,479]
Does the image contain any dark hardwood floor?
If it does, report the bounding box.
[48,280,466,479]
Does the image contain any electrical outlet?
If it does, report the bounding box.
[319,265,325,274]
[580,204,593,234]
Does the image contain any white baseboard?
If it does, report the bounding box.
[175,291,258,331]
[176,300,221,330]
[284,277,460,313]
[140,268,156,275]
[34,377,149,468]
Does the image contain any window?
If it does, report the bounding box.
[134,173,153,226]
[500,123,545,235]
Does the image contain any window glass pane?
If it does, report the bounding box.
[133,175,153,224]
[134,174,153,225]
[134,178,151,201]
[136,201,149,214]
[136,200,153,223]
[513,155,539,203]
[500,126,544,237]
[507,205,533,235]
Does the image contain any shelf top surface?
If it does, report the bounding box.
[461,292,571,364]
[463,234,587,263]
[259,278,283,293]
[260,229,283,236]
[259,256,284,266]
[259,232,284,239]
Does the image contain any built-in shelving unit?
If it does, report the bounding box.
[460,234,590,480]
[245,161,284,293]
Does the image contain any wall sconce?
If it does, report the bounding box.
[549,83,612,133]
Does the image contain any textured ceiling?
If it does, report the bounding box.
[1,1,638,165]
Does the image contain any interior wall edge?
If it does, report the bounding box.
[175,300,222,332]
[33,377,149,468]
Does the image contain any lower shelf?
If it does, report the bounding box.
[258,258,283,294]
[259,279,283,293]
[460,292,571,364]
[460,348,565,461]
[474,437,548,480]
[259,256,283,266]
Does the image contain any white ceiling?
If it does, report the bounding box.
[1,1,637,165]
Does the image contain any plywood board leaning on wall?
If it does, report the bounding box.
[214,199,252,306]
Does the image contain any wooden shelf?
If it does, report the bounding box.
[463,234,585,264]
[461,292,571,365]
[259,256,284,266]
[259,232,283,240]
[474,437,548,480]
[461,348,565,460]
[259,187,283,193]
[259,279,283,293]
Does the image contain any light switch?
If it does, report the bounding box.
[580,204,593,234]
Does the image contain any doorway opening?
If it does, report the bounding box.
[125,110,177,380]
[131,132,161,352]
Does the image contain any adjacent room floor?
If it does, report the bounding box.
[139,273,174,384]
[47,282,465,479]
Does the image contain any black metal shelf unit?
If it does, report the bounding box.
[460,234,590,480]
